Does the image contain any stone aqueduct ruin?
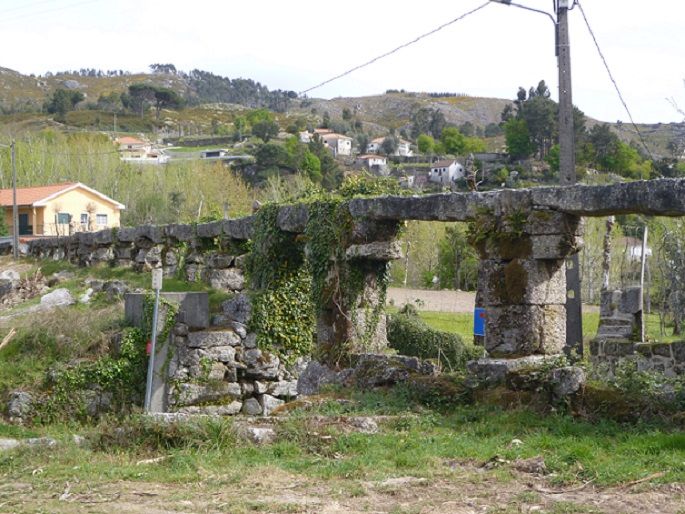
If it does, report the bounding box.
[24,178,685,377]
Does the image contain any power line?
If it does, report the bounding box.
[299,1,491,96]
[576,0,657,163]
[0,0,61,17]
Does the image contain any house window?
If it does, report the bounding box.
[80,213,88,228]
[96,214,108,226]
[56,212,71,224]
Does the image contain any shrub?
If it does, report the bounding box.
[387,305,482,371]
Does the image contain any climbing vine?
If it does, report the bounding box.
[36,295,178,423]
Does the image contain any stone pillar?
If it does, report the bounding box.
[472,209,582,359]
[315,220,402,365]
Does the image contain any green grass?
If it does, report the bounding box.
[412,309,682,344]
[1,391,684,491]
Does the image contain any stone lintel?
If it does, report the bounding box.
[345,241,403,261]
[467,355,564,385]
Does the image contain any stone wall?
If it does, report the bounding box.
[590,339,685,376]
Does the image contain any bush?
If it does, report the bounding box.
[387,305,482,371]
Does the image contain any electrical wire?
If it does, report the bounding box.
[299,1,491,96]
[0,0,61,17]
[576,0,658,163]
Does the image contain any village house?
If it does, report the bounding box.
[367,137,414,157]
[320,133,353,156]
[0,182,125,237]
[429,159,464,185]
[116,136,168,164]
[355,154,388,174]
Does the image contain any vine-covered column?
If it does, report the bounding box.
[307,202,401,366]
[469,208,582,358]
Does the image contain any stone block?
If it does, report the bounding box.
[134,225,164,246]
[187,330,241,349]
[205,345,237,364]
[242,398,262,415]
[589,339,603,356]
[259,394,284,416]
[175,382,241,406]
[165,223,195,242]
[124,292,209,330]
[600,290,622,317]
[177,402,243,416]
[652,343,673,358]
[549,366,585,398]
[620,286,642,314]
[206,268,245,291]
[221,293,252,324]
[466,355,562,385]
[93,229,114,245]
[116,227,136,243]
[222,217,254,241]
[345,241,403,261]
[205,253,234,269]
[276,204,309,232]
[485,304,565,357]
[525,210,581,236]
[530,234,581,260]
[672,341,685,363]
[242,349,280,380]
[196,221,222,239]
[603,340,635,357]
[478,259,565,306]
[267,380,298,398]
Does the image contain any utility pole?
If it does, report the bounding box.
[11,141,18,259]
[556,0,583,357]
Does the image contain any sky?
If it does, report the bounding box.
[0,0,683,124]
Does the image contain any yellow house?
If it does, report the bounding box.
[0,182,125,237]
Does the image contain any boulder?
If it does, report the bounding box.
[549,366,586,398]
[259,394,284,416]
[40,288,74,308]
[241,397,262,415]
[297,361,339,396]
[221,293,252,324]
[7,391,32,421]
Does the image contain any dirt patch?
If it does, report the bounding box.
[3,466,683,513]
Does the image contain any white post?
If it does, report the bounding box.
[640,225,648,343]
[144,268,164,412]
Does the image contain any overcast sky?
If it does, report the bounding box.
[0,0,683,124]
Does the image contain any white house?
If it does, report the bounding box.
[367,137,414,157]
[320,133,353,156]
[429,159,464,185]
[356,154,388,175]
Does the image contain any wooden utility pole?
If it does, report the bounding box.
[556,0,583,356]
[11,141,18,259]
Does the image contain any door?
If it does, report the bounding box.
[18,213,31,235]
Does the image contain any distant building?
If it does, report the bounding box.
[429,159,464,185]
[356,154,388,175]
[116,136,168,164]
[320,133,353,156]
[201,149,229,159]
[367,137,414,157]
[0,182,125,237]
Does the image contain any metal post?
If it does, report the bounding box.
[11,141,18,259]
[557,1,583,357]
[639,225,648,343]
[144,269,163,413]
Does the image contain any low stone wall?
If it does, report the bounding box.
[25,219,254,290]
[590,339,685,376]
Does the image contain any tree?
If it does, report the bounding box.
[410,107,446,139]
[504,118,534,159]
[484,123,503,137]
[342,107,352,121]
[252,119,279,142]
[381,136,399,156]
[152,88,183,120]
[417,133,435,154]
[458,121,475,137]
[127,83,157,117]
[45,89,84,119]
[440,127,465,155]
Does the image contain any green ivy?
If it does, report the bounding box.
[35,295,178,423]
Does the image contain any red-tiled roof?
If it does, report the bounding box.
[432,159,458,168]
[0,183,78,207]
[116,136,147,145]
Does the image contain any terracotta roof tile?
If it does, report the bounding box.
[0,183,78,207]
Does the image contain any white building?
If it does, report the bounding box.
[367,137,414,157]
[320,133,353,156]
[429,159,464,185]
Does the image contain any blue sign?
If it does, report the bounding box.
[473,308,486,337]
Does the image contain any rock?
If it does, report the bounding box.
[79,287,94,304]
[72,435,86,446]
[240,426,277,445]
[242,397,262,415]
[176,382,241,406]
[187,330,241,348]
[484,305,565,357]
[7,391,32,421]
[243,333,257,349]
[24,437,57,448]
[242,349,280,380]
[0,269,20,283]
[276,204,309,232]
[513,456,547,475]
[103,280,129,299]
[84,390,113,417]
[40,288,74,308]
[297,361,339,396]
[254,381,268,394]
[177,401,243,416]
[350,354,437,389]
[347,416,379,434]
[259,394,284,416]
[345,241,403,261]
[267,380,298,398]
[0,278,13,299]
[0,438,21,451]
[231,322,248,339]
[206,345,236,364]
[221,293,252,324]
[466,355,562,386]
[61,79,81,89]
[549,366,586,398]
[206,269,245,290]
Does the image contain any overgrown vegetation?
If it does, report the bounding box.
[387,304,483,371]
